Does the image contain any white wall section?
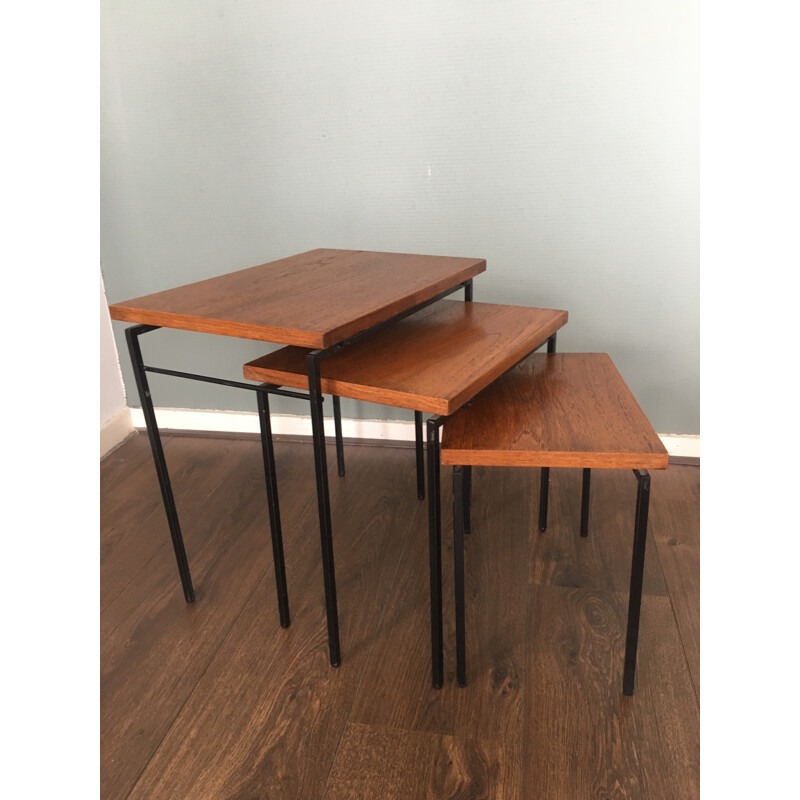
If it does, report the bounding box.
[101,271,133,455]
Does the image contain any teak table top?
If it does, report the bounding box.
[243,300,568,415]
[441,353,669,470]
[108,249,486,348]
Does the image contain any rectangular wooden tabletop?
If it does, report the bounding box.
[243,300,568,415]
[108,249,485,348]
[440,353,668,469]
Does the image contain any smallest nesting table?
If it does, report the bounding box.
[441,353,668,694]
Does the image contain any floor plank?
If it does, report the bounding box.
[100,439,700,800]
[125,446,421,800]
[101,434,254,611]
[101,438,326,800]
[100,432,152,489]
[522,585,699,799]
[650,466,700,697]
[324,723,515,800]
[344,466,530,795]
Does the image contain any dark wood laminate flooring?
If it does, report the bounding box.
[101,434,699,799]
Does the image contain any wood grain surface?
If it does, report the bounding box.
[324,723,514,800]
[522,463,698,798]
[101,436,698,799]
[101,438,335,800]
[441,353,669,469]
[124,445,420,800]
[650,466,700,698]
[100,434,252,611]
[523,586,699,799]
[244,300,568,414]
[108,249,485,347]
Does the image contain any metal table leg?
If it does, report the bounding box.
[538,333,558,534]
[623,469,651,695]
[453,464,467,687]
[426,416,444,689]
[307,351,342,667]
[415,411,425,500]
[332,395,345,477]
[580,468,591,538]
[257,389,290,628]
[463,465,472,534]
[538,468,550,532]
[125,325,195,603]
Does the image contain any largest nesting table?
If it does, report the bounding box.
[108,248,486,668]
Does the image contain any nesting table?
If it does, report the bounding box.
[109,247,667,699]
[108,249,486,667]
[441,353,669,694]
[243,299,568,687]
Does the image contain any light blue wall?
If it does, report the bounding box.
[102,1,698,433]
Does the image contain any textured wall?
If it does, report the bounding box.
[102,0,698,433]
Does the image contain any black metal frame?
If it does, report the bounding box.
[124,323,339,626]
[414,411,425,501]
[426,415,446,688]
[462,465,472,534]
[536,334,558,533]
[538,467,550,532]
[580,468,591,538]
[453,464,468,687]
[257,389,291,628]
[452,457,652,695]
[126,326,196,603]
[623,468,651,695]
[332,395,345,477]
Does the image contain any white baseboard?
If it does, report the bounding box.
[129,407,415,442]
[128,407,699,461]
[101,407,135,457]
[658,433,700,461]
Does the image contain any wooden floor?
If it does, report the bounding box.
[101,434,699,800]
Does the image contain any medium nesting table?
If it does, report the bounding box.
[243,299,568,688]
[108,248,485,667]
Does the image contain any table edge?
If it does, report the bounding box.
[439,449,670,469]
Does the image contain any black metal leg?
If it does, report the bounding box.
[332,395,345,477]
[257,389,290,628]
[453,465,467,687]
[623,469,651,695]
[125,326,195,603]
[539,333,556,534]
[307,352,341,667]
[538,467,550,532]
[415,411,425,500]
[426,417,444,689]
[580,468,591,538]
[464,278,473,302]
[463,465,472,534]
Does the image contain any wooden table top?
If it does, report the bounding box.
[243,300,568,415]
[440,353,668,470]
[108,249,485,348]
